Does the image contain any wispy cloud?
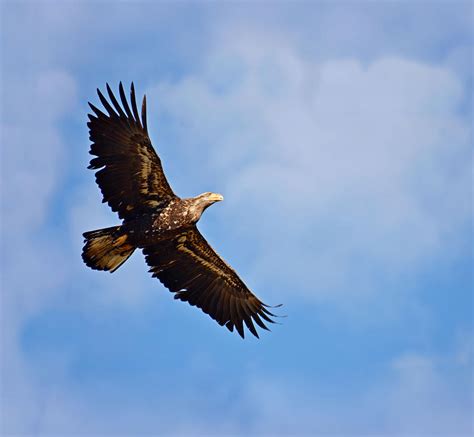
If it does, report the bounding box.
[150,42,471,311]
[1,69,78,435]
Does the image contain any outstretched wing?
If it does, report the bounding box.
[87,82,177,220]
[143,227,279,338]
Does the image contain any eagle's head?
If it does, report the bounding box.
[199,192,224,203]
[188,192,224,222]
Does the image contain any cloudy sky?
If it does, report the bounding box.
[1,1,472,435]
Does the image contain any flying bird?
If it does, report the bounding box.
[82,82,279,338]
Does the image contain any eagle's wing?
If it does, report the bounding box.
[143,227,278,338]
[87,83,177,220]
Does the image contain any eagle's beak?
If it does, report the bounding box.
[209,193,224,202]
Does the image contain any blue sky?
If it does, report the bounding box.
[1,1,472,435]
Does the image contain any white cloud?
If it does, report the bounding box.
[1,69,78,434]
[1,69,77,317]
[149,41,471,309]
[382,352,473,435]
[2,70,77,233]
[242,348,473,435]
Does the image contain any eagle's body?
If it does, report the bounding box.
[82,83,278,338]
[119,194,222,247]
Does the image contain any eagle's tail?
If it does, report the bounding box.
[82,226,135,273]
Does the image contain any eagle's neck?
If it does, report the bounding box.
[186,197,210,223]
[182,193,222,224]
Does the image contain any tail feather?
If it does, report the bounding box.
[82,226,135,273]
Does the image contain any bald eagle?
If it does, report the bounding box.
[82,83,279,338]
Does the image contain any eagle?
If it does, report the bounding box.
[82,83,279,338]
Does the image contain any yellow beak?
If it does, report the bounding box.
[208,193,224,202]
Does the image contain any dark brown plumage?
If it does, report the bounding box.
[82,82,279,338]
